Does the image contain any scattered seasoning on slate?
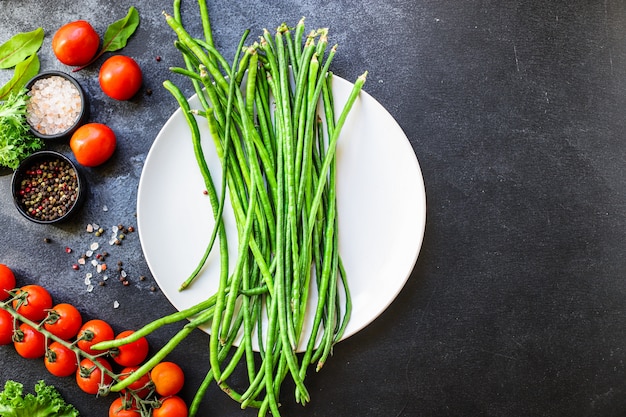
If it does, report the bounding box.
[17,158,78,222]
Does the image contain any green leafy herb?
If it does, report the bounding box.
[0,89,43,170]
[0,28,44,69]
[0,380,80,417]
[73,6,140,72]
[0,53,40,101]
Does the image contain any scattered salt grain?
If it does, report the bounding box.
[26,75,82,135]
[113,301,120,309]
[90,242,99,251]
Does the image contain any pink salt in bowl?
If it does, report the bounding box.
[25,71,88,140]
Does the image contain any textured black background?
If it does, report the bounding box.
[2,0,626,416]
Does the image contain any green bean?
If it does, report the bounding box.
[159,5,367,414]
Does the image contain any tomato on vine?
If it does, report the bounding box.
[44,303,82,340]
[0,309,14,345]
[45,341,78,377]
[111,330,149,367]
[109,396,141,417]
[153,395,188,417]
[0,264,16,300]
[76,357,113,395]
[13,323,46,359]
[12,284,52,322]
[150,362,185,397]
[76,319,114,355]
[52,20,100,66]
[119,366,152,399]
[99,55,143,100]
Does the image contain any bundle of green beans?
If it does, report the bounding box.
[94,1,366,415]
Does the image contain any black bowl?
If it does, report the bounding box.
[11,151,86,224]
[25,71,88,140]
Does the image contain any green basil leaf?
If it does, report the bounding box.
[0,28,44,69]
[0,53,40,101]
[101,6,140,53]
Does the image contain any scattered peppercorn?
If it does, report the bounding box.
[43,237,51,243]
[155,56,162,62]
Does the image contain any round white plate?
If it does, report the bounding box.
[137,75,426,352]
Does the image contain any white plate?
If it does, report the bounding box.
[137,75,426,352]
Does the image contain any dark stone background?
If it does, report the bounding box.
[2,0,626,416]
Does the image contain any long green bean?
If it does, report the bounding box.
[120,4,369,415]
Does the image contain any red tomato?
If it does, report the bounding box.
[76,319,114,355]
[109,397,141,417]
[99,55,142,100]
[111,330,149,367]
[119,366,152,398]
[45,341,78,377]
[0,264,16,300]
[150,362,185,397]
[44,303,82,340]
[0,309,15,345]
[76,357,113,395]
[52,20,100,66]
[70,123,116,167]
[153,395,188,417]
[13,323,46,359]
[12,284,53,322]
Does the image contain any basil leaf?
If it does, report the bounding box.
[0,53,40,101]
[101,6,140,53]
[0,28,44,69]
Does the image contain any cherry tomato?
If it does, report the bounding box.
[99,55,142,100]
[109,397,141,417]
[111,330,149,367]
[76,357,113,395]
[76,319,114,355]
[44,303,82,340]
[0,309,15,345]
[151,362,185,397]
[70,123,116,167]
[119,366,152,399]
[12,284,53,322]
[0,264,16,300]
[153,395,188,417]
[52,20,100,66]
[14,323,46,359]
[45,341,78,377]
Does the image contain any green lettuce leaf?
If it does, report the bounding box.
[0,380,80,417]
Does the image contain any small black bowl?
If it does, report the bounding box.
[25,71,88,140]
[11,151,86,224]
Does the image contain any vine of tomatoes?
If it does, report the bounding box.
[0,264,188,417]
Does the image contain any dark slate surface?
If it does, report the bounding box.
[3,0,626,416]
